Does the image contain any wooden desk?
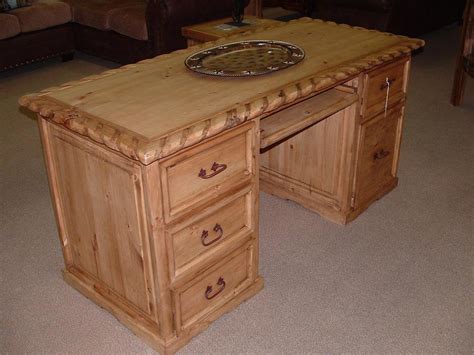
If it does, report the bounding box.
[20,18,423,354]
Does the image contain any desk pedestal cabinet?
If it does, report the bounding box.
[39,119,262,354]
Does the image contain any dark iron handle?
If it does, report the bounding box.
[205,277,226,300]
[380,78,396,90]
[201,224,223,247]
[198,162,227,179]
[373,149,390,160]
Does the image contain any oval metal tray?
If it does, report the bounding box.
[185,40,305,77]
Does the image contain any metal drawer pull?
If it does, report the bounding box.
[373,149,390,160]
[198,162,227,179]
[380,77,396,90]
[205,277,226,300]
[382,77,394,117]
[201,223,223,247]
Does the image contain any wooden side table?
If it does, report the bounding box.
[181,16,281,46]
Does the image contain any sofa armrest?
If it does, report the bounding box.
[146,0,249,55]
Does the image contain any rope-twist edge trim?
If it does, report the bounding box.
[19,17,425,165]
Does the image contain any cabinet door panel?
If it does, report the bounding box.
[354,104,404,207]
[49,126,156,321]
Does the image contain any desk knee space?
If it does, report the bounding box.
[260,56,410,224]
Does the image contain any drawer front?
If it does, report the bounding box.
[175,244,254,331]
[161,123,255,221]
[355,105,403,207]
[362,58,407,118]
[169,189,254,280]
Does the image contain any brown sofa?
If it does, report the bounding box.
[0,0,74,71]
[0,0,250,71]
[66,0,249,64]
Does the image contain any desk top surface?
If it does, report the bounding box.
[20,18,424,165]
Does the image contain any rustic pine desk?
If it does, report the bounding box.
[20,18,423,354]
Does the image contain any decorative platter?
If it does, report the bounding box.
[184,40,305,77]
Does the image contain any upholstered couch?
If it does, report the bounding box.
[0,0,74,71]
[65,0,250,64]
[0,0,250,71]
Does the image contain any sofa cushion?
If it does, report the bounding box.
[0,13,21,39]
[10,0,71,33]
[109,3,147,40]
[1,0,30,12]
[66,0,141,31]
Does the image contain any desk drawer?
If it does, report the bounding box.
[174,243,254,331]
[354,104,404,207]
[168,189,254,280]
[161,123,255,221]
[362,58,408,119]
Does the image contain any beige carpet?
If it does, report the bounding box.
[1,25,473,354]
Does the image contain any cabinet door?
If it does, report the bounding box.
[353,104,404,208]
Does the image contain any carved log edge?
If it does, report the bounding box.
[19,17,425,165]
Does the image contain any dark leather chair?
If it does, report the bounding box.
[315,0,465,36]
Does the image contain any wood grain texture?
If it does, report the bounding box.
[25,19,422,354]
[174,243,255,332]
[261,101,358,224]
[260,89,358,148]
[353,104,405,208]
[43,123,159,323]
[39,117,261,353]
[19,18,424,165]
[261,56,411,224]
[361,56,408,120]
[160,122,256,223]
[167,188,254,283]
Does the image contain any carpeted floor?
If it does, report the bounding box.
[1,24,472,354]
